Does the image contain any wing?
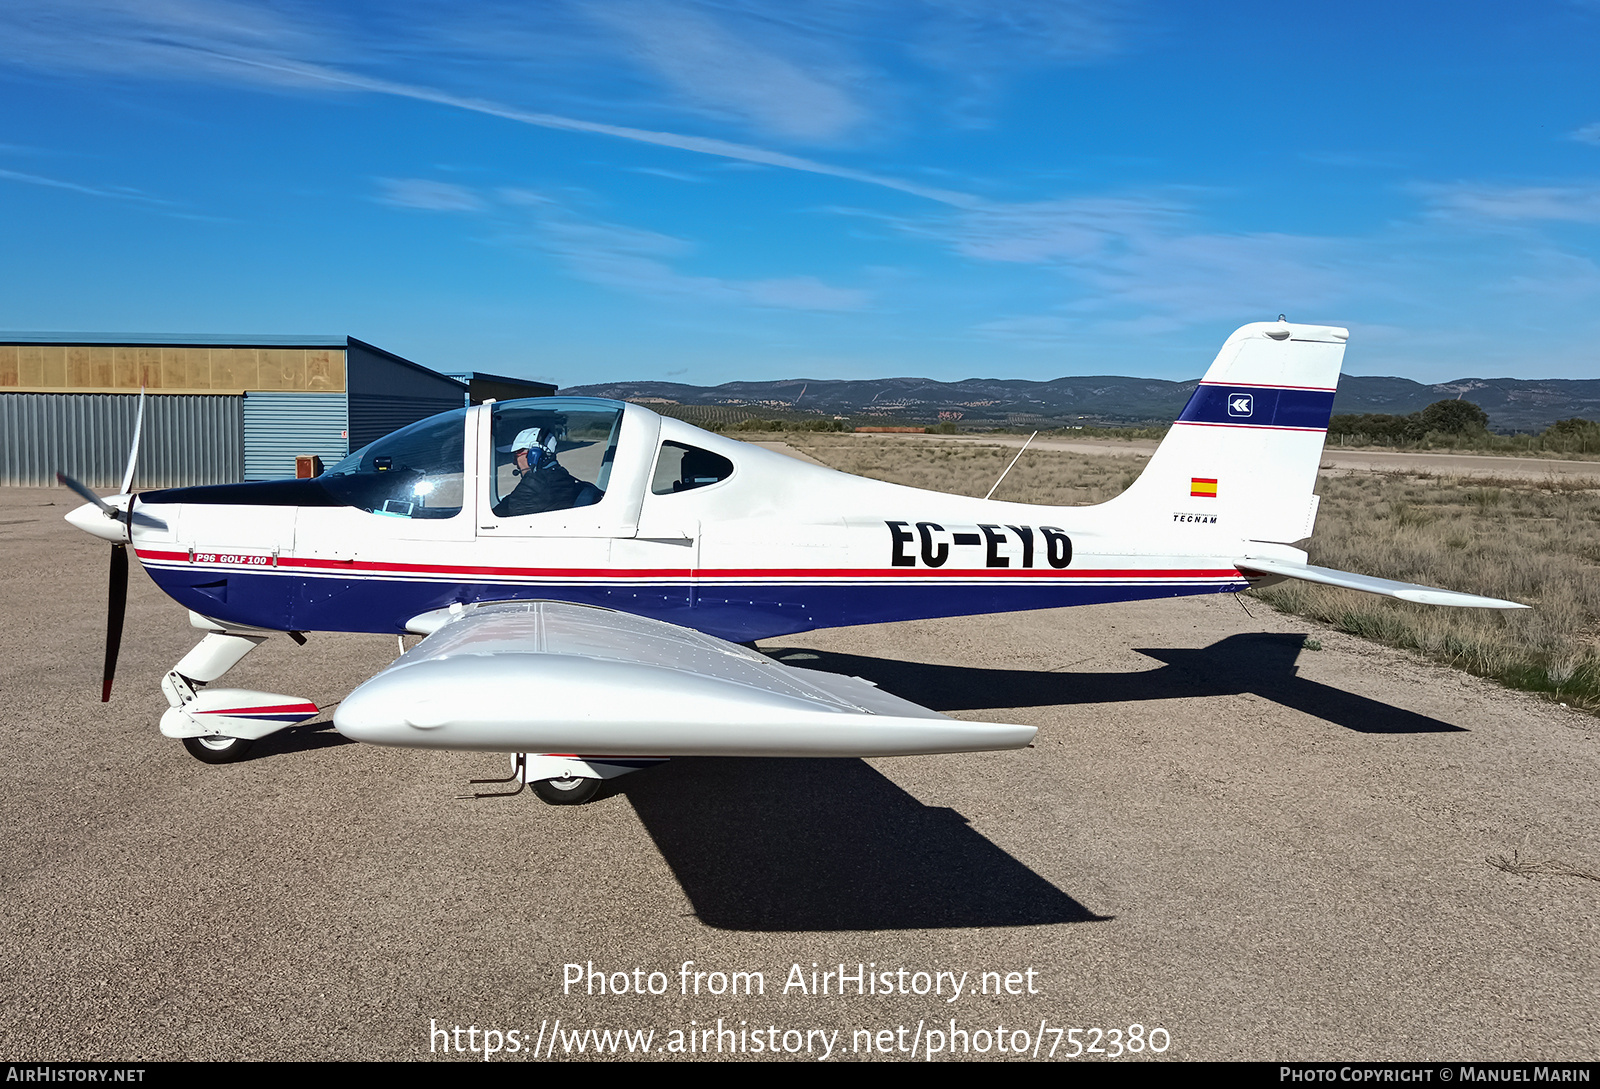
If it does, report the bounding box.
[333,601,1037,756]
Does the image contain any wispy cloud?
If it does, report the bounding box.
[1421,182,1600,224]
[741,276,869,310]
[939,195,1187,263]
[0,1,1122,204]
[955,179,1600,359]
[582,1,869,142]
[374,177,486,212]
[386,180,870,311]
[972,314,1079,348]
[0,166,171,205]
[574,0,1128,135]
[0,0,983,207]
[900,0,1125,121]
[225,53,985,206]
[884,192,1351,334]
[1492,248,1600,301]
[516,197,871,310]
[1572,122,1600,145]
[1072,230,1349,332]
[0,0,336,86]
[625,166,704,182]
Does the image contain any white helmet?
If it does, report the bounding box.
[498,426,561,468]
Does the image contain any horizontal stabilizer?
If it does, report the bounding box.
[337,601,1037,756]
[1235,557,1528,609]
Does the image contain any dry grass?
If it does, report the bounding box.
[1255,471,1600,710]
[778,435,1600,711]
[1486,850,1600,882]
[777,433,1146,506]
[1327,431,1600,461]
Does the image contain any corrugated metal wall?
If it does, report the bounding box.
[1,392,243,488]
[242,391,348,481]
[346,392,463,450]
[346,341,466,450]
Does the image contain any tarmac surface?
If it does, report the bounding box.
[1,484,1595,1062]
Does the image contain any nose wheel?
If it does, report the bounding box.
[181,735,256,764]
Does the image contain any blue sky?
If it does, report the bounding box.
[2,1,1599,386]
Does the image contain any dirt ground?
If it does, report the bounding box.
[843,432,1600,483]
[0,484,1595,1062]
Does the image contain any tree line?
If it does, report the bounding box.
[1330,399,1600,452]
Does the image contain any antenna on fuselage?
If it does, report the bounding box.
[984,431,1038,501]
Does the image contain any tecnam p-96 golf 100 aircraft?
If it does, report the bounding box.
[61,321,1525,803]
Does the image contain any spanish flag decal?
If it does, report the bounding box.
[1191,478,1218,498]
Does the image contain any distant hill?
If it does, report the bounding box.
[1335,377,1600,432]
[563,374,1600,432]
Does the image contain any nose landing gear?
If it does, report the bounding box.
[181,734,257,765]
[160,628,317,764]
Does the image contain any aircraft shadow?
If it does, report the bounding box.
[248,718,356,759]
[622,758,1107,932]
[766,633,1464,735]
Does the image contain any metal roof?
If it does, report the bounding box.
[0,332,350,348]
[443,369,554,386]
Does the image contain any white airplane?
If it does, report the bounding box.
[61,321,1526,804]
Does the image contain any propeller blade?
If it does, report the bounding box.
[57,471,166,532]
[57,472,118,518]
[120,388,146,496]
[103,544,128,702]
[129,507,168,531]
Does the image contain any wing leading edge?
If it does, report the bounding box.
[333,601,1037,756]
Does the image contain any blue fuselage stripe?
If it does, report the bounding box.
[142,567,1247,643]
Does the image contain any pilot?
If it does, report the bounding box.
[493,425,591,517]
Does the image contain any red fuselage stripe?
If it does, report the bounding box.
[136,550,1240,581]
[196,703,318,715]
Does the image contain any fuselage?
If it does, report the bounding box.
[129,398,1250,643]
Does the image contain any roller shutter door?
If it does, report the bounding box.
[243,391,348,481]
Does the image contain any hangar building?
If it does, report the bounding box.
[444,369,556,405]
[0,333,474,488]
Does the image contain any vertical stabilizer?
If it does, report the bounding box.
[1110,320,1347,546]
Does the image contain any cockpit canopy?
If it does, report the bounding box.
[321,408,469,518]
[319,399,630,520]
[488,401,623,518]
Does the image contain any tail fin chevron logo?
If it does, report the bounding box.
[1227,393,1254,417]
[1191,477,1218,498]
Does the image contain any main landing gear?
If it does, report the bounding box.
[470,753,664,805]
[530,775,602,806]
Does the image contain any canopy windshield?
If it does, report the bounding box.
[320,408,467,519]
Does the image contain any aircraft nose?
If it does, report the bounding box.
[64,500,130,543]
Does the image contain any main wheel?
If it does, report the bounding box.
[182,734,256,765]
[531,775,601,805]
